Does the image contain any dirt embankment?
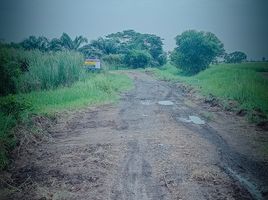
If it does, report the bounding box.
[1,71,268,200]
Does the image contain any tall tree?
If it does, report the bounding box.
[54,33,88,51]
[105,30,167,66]
[171,30,225,74]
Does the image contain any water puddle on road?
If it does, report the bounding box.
[158,100,174,106]
[179,115,205,125]
[140,100,154,105]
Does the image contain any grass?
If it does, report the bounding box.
[16,50,84,92]
[0,113,17,168]
[149,62,268,119]
[0,45,85,94]
[21,72,133,114]
[0,72,133,169]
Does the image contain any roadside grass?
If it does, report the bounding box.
[149,62,268,119]
[17,50,84,92]
[22,72,133,114]
[0,113,17,168]
[0,72,133,169]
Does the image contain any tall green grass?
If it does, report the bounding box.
[0,46,84,94]
[17,51,84,92]
[150,62,268,118]
[21,73,133,114]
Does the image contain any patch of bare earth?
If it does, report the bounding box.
[1,71,268,200]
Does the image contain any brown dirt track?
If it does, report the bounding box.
[1,71,268,200]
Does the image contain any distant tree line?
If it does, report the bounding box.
[2,29,253,75]
[12,30,167,68]
[224,51,247,63]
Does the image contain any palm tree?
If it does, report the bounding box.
[73,36,88,50]
[54,33,88,51]
[21,36,49,52]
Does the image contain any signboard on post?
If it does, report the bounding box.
[84,58,101,71]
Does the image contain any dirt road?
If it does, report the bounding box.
[3,71,268,199]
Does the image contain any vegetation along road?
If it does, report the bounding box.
[3,70,268,200]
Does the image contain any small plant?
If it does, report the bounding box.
[124,50,151,68]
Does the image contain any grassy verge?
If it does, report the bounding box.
[22,72,132,114]
[0,72,133,169]
[149,62,268,120]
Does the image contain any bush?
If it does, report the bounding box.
[123,50,151,68]
[171,30,225,75]
[0,46,26,96]
[0,95,31,119]
[157,53,168,66]
[0,95,31,169]
[102,54,124,66]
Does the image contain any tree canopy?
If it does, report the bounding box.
[20,33,88,52]
[80,30,167,67]
[224,51,247,63]
[171,30,225,74]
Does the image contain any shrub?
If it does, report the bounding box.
[123,50,151,68]
[157,53,168,66]
[0,46,26,96]
[102,54,124,66]
[0,95,31,169]
[0,95,31,119]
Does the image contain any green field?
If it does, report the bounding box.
[150,62,268,120]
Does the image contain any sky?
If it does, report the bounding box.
[0,0,267,59]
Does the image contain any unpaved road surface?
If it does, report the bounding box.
[2,71,268,200]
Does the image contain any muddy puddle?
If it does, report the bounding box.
[158,100,174,106]
[178,115,205,125]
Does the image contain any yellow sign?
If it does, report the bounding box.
[84,61,96,65]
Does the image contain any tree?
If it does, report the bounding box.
[106,30,166,66]
[224,51,247,63]
[49,33,88,51]
[20,33,88,52]
[171,30,225,74]
[123,50,151,68]
[79,30,166,67]
[49,38,63,51]
[21,36,50,52]
[79,37,118,58]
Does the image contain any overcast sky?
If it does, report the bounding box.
[0,0,267,59]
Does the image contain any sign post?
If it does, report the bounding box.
[84,58,101,71]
